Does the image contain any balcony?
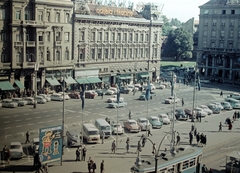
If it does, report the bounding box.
[39,41,44,45]
[26,41,35,47]
[14,42,23,46]
[55,41,62,46]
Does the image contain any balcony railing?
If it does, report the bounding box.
[14,42,23,46]
[26,41,35,47]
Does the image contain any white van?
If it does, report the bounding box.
[95,119,111,138]
[225,98,240,109]
[50,93,64,101]
[82,123,100,144]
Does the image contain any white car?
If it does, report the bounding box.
[111,122,124,135]
[106,95,124,103]
[159,113,171,124]
[24,97,35,105]
[134,84,142,89]
[137,117,150,131]
[212,102,224,110]
[12,98,28,106]
[58,92,70,100]
[38,94,51,102]
[127,85,138,92]
[36,96,47,104]
[50,93,64,101]
[165,96,180,104]
[105,89,115,95]
[194,108,207,117]
[221,102,233,110]
[227,93,240,100]
[31,138,39,153]
[143,84,156,90]
[156,85,165,89]
[2,99,18,108]
[9,142,23,159]
[198,105,213,115]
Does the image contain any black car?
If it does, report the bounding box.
[175,109,188,120]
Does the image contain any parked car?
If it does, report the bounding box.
[148,116,162,129]
[156,84,165,89]
[2,99,18,108]
[221,101,233,110]
[36,96,47,104]
[12,98,28,106]
[24,97,35,105]
[9,142,23,159]
[194,108,207,118]
[198,105,213,115]
[95,89,104,96]
[105,89,115,95]
[127,85,138,92]
[31,138,39,153]
[175,109,188,120]
[120,87,131,94]
[111,122,124,135]
[134,84,142,90]
[227,93,240,100]
[50,93,64,101]
[58,92,70,100]
[184,108,195,118]
[85,90,98,99]
[68,91,80,99]
[137,117,150,131]
[38,94,51,102]
[208,104,221,114]
[108,101,127,108]
[123,119,140,132]
[165,96,180,104]
[106,95,124,103]
[142,83,156,90]
[159,114,171,124]
[107,87,118,94]
[212,102,224,110]
[66,130,81,147]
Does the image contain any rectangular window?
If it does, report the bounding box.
[55,12,60,22]
[91,49,95,59]
[80,31,84,41]
[220,31,225,37]
[140,34,144,42]
[204,19,208,26]
[135,48,138,57]
[99,32,102,41]
[213,19,216,26]
[230,31,234,37]
[38,11,43,21]
[98,49,102,59]
[203,41,207,47]
[129,33,133,42]
[145,48,148,57]
[189,158,196,167]
[92,32,95,41]
[39,35,43,41]
[1,54,7,63]
[0,33,6,41]
[203,31,207,37]
[0,9,5,20]
[46,12,50,22]
[182,160,189,170]
[56,32,61,41]
[222,10,226,14]
[123,49,127,58]
[154,48,157,56]
[211,42,215,48]
[135,33,138,42]
[230,20,234,26]
[111,49,114,58]
[129,49,132,58]
[117,33,121,41]
[222,20,225,26]
[211,31,216,37]
[123,33,127,41]
[140,48,143,57]
[65,13,70,23]
[154,34,158,42]
[16,34,21,41]
[65,32,69,41]
[105,49,108,59]
[105,32,109,41]
[220,41,224,48]
[117,49,120,58]
[65,51,69,60]
[16,10,21,20]
[146,34,149,42]
[231,10,235,14]
[111,33,115,41]
[46,32,50,42]
[25,10,30,20]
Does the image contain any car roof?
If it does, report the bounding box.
[150,116,158,119]
[10,142,21,145]
[138,117,147,120]
[128,119,136,123]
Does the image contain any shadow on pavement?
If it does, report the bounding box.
[0,165,33,172]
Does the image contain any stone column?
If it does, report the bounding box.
[41,70,46,90]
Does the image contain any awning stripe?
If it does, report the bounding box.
[86,77,102,83]
[46,78,61,86]
[76,78,91,84]
[64,77,77,84]
[0,81,15,90]
[14,80,24,89]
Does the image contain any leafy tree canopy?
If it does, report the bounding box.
[161,15,182,36]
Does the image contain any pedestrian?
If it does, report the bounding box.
[101,91,104,99]
[199,113,202,122]
[202,164,208,173]
[176,133,180,145]
[218,122,222,132]
[220,91,223,97]
[182,98,184,107]
[33,153,39,169]
[200,133,204,146]
[2,145,7,162]
[152,143,156,155]
[228,123,232,131]
[136,141,142,153]
[92,160,96,173]
[191,124,194,131]
[147,126,152,137]
[141,134,146,147]
[25,131,30,144]
[126,137,130,153]
[204,135,207,146]
[87,158,93,173]
[128,110,132,119]
[196,132,200,145]
[209,168,213,173]
[111,140,116,153]
[194,128,197,136]
[6,148,11,164]
[189,131,193,145]
[233,111,237,121]
[82,145,87,161]
[101,131,105,144]
[238,111,240,119]
[100,160,104,173]
[76,147,80,161]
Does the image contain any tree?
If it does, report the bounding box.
[161,16,182,36]
[162,27,193,61]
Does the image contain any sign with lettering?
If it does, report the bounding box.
[96,7,133,17]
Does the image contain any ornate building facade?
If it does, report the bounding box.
[197,0,240,83]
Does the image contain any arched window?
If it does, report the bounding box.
[65,13,70,23]
[65,51,69,60]
[47,51,51,61]
[55,12,60,23]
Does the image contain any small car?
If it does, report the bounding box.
[106,95,124,103]
[2,99,18,108]
[127,85,138,92]
[66,130,81,147]
[123,119,140,132]
[105,89,115,95]
[175,109,188,120]
[111,122,124,135]
[227,93,240,100]
[148,116,162,129]
[38,94,51,102]
[156,85,165,89]
[50,93,64,101]
[212,102,224,110]
[208,104,221,114]
[136,117,150,131]
[12,98,28,106]
[36,96,47,104]
[31,138,39,153]
[194,108,207,117]
[198,105,213,115]
[58,92,70,100]
[68,91,80,99]
[165,96,180,104]
[108,101,127,108]
[85,90,98,99]
[120,87,131,94]
[184,108,195,118]
[9,142,23,159]
[159,114,171,124]
[24,97,35,105]
[221,102,233,110]
[95,89,104,96]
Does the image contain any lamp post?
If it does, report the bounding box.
[31,53,38,109]
[191,63,197,123]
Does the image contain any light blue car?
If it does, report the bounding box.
[148,116,162,129]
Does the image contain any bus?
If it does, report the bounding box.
[130,147,202,173]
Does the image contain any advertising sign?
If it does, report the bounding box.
[39,125,63,164]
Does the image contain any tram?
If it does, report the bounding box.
[130,146,202,173]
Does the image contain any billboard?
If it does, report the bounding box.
[39,125,63,164]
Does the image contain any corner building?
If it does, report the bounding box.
[73,2,163,86]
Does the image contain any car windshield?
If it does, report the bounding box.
[151,118,159,122]
[101,126,110,130]
[10,145,20,149]
[129,122,136,125]
[140,120,147,123]
[113,124,121,128]
[177,110,184,114]
[89,131,99,135]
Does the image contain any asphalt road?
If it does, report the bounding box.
[0,82,239,172]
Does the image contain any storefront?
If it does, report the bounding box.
[138,72,150,83]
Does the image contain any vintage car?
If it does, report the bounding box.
[194,108,207,118]
[198,105,213,115]
[175,109,188,120]
[38,94,51,102]
[9,142,23,159]
[159,114,171,124]
[148,116,162,129]
[106,95,124,103]
[2,99,18,108]
[105,87,117,95]
[24,97,35,105]
[220,102,233,110]
[227,93,240,100]
[108,101,127,108]
[120,87,131,94]
[12,98,28,106]
[123,119,140,133]
[85,90,98,99]
[58,92,71,100]
[212,102,224,110]
[165,96,180,104]
[68,91,80,99]
[136,117,150,131]
[111,122,124,135]
[208,104,221,114]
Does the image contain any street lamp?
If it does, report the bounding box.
[191,63,198,123]
[30,53,38,109]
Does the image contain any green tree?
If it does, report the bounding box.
[162,28,193,60]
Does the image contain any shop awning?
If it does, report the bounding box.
[87,77,102,83]
[46,78,61,86]
[140,74,149,78]
[64,77,77,84]
[0,81,15,90]
[125,76,132,79]
[119,75,132,80]
[14,80,24,89]
[76,78,91,84]
[119,76,127,80]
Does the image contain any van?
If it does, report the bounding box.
[95,119,111,138]
[66,130,81,147]
[82,123,100,144]
[85,90,98,99]
[225,98,240,109]
[50,93,64,101]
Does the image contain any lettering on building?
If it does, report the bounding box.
[96,7,133,17]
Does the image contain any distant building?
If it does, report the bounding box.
[197,0,240,83]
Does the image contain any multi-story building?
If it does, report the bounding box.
[197,0,240,83]
[73,1,163,86]
[0,0,74,92]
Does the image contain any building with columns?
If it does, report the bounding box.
[197,0,240,83]
[73,1,163,86]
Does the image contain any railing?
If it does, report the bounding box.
[27,41,35,47]
[14,42,23,46]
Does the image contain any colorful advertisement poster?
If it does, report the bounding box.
[39,125,63,164]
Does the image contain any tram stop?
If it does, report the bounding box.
[226,151,240,173]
